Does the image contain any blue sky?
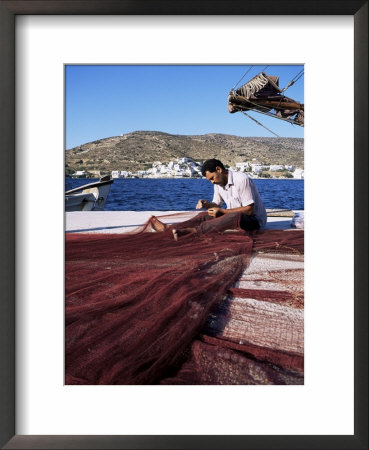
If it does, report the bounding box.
[65,65,304,149]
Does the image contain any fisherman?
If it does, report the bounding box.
[150,158,267,240]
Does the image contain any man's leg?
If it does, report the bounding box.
[172,212,245,238]
[149,216,170,232]
[240,214,260,231]
[150,212,250,239]
[195,212,242,234]
[149,212,211,233]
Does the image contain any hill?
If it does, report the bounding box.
[65,131,304,176]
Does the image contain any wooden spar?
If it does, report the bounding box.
[228,94,304,111]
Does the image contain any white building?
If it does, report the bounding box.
[270,165,285,171]
[250,163,263,174]
[236,162,250,171]
[187,167,198,176]
[73,170,86,177]
[143,157,203,178]
[293,168,304,179]
[112,170,130,178]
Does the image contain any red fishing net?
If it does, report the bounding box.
[66,212,304,385]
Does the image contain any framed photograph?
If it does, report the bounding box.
[1,1,367,449]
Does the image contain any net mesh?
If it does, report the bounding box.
[66,212,304,385]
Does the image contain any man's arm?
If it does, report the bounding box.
[196,199,221,210]
[197,184,224,210]
[207,204,254,217]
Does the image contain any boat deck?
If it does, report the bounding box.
[66,210,302,234]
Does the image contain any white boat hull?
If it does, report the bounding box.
[65,177,113,212]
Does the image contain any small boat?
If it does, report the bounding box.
[65,175,114,211]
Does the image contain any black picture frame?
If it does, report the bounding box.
[0,1,367,449]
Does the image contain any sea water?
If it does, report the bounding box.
[65,178,304,211]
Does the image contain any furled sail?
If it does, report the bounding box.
[228,72,304,126]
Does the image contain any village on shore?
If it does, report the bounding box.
[71,157,304,180]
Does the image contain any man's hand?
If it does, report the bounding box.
[207,207,224,218]
[196,199,206,210]
[196,199,221,210]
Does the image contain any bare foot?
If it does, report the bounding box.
[149,216,169,232]
[172,227,197,241]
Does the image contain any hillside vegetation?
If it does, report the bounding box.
[65,131,304,176]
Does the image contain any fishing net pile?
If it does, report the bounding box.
[65,212,304,385]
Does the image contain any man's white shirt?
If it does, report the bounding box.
[212,170,267,228]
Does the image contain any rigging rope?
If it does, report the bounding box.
[234,86,303,127]
[241,111,280,137]
[281,69,304,92]
[292,69,304,82]
[232,66,254,90]
[243,104,302,126]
